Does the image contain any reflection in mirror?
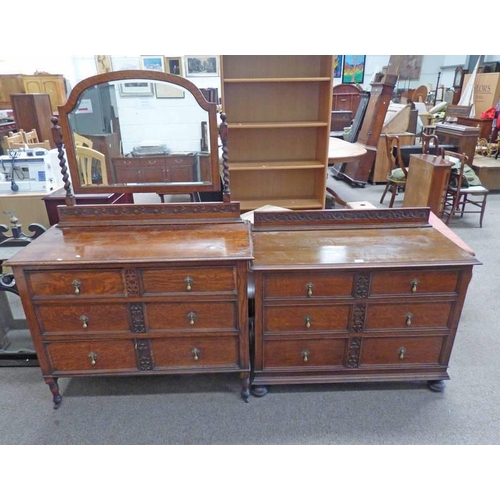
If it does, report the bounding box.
[59,71,219,195]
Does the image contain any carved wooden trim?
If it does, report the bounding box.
[252,208,430,231]
[129,303,146,333]
[347,337,362,368]
[57,202,242,227]
[124,269,140,297]
[135,339,153,371]
[354,273,370,298]
[350,304,366,333]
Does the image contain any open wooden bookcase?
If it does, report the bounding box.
[221,56,333,211]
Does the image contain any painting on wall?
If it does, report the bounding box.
[140,55,165,72]
[334,55,343,78]
[342,55,365,84]
[185,56,219,77]
[399,55,423,80]
[95,55,112,74]
[166,57,183,76]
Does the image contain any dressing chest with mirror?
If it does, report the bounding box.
[7,70,253,408]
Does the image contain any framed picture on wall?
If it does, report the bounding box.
[399,55,423,80]
[166,57,183,76]
[95,55,112,74]
[334,55,343,78]
[185,56,219,77]
[342,55,366,84]
[119,81,154,97]
[140,55,165,72]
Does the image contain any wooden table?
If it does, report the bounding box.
[327,138,367,206]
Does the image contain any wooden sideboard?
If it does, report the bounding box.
[457,116,498,142]
[22,75,67,113]
[250,208,479,396]
[112,154,199,184]
[332,84,363,115]
[403,154,453,217]
[7,203,253,408]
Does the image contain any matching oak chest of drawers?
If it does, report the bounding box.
[8,203,253,408]
[250,208,479,396]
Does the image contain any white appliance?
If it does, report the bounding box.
[0,149,61,193]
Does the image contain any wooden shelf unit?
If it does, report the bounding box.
[221,56,334,211]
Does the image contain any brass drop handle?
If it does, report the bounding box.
[304,316,312,329]
[188,312,196,325]
[405,313,413,327]
[411,280,419,293]
[301,349,310,362]
[72,279,81,295]
[80,315,89,329]
[399,347,406,360]
[306,283,314,297]
[185,276,194,291]
[88,351,97,365]
[192,348,200,361]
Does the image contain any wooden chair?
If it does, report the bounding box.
[75,145,108,186]
[421,133,440,155]
[22,129,51,150]
[380,135,408,207]
[441,150,489,228]
[3,131,25,150]
[73,132,93,149]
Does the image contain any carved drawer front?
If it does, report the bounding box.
[264,305,350,334]
[46,340,138,372]
[37,304,130,334]
[152,337,239,368]
[364,302,452,331]
[263,272,354,299]
[146,301,237,331]
[370,270,460,296]
[359,336,446,367]
[141,267,236,295]
[263,338,347,368]
[28,271,124,298]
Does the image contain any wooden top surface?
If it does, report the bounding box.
[252,226,479,270]
[7,222,253,267]
[328,137,367,162]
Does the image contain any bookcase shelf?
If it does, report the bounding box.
[221,55,334,211]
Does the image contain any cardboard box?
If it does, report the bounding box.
[462,72,500,118]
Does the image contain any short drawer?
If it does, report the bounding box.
[141,267,236,295]
[263,338,347,368]
[46,339,138,372]
[112,157,141,168]
[370,270,460,296]
[28,270,125,298]
[146,301,237,331]
[264,272,354,299]
[152,337,239,368]
[359,336,446,367]
[165,155,195,167]
[37,304,130,334]
[365,302,452,330]
[264,305,350,333]
[139,157,167,168]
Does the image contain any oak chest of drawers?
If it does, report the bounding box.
[7,202,253,408]
[250,208,479,396]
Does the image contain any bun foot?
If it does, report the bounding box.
[427,380,446,392]
[251,385,269,397]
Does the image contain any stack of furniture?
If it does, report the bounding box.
[220,55,334,210]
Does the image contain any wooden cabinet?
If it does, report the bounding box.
[0,75,24,109]
[457,117,498,142]
[22,75,67,112]
[403,154,453,216]
[332,84,363,114]
[250,208,479,396]
[8,204,253,407]
[112,154,198,184]
[221,55,333,211]
[10,93,55,148]
[435,123,480,165]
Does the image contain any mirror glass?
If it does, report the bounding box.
[60,72,219,194]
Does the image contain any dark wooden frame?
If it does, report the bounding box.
[54,70,222,197]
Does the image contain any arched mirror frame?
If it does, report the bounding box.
[55,70,222,197]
